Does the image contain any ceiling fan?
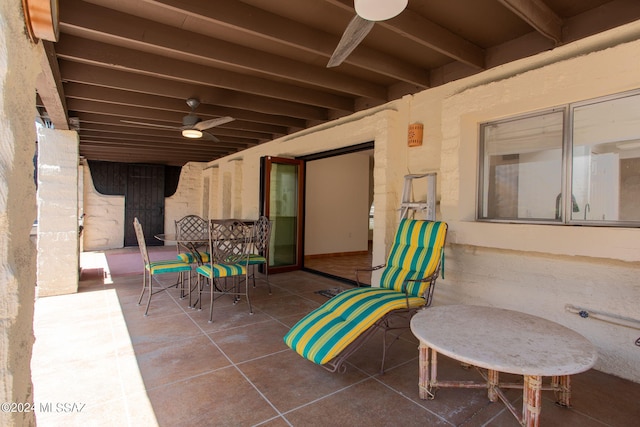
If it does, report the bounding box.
[327,0,408,68]
[121,98,234,141]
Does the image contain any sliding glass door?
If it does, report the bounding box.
[260,156,305,273]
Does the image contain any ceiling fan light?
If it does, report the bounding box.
[182,129,203,139]
[354,0,407,21]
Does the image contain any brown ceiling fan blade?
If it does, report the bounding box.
[327,15,375,68]
[201,131,220,143]
[194,116,235,131]
[120,120,180,130]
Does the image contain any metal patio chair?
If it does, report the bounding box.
[133,217,192,316]
[196,219,253,322]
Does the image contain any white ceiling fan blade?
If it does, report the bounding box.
[194,116,235,131]
[327,15,374,68]
[120,120,180,130]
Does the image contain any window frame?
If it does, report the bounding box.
[477,89,640,228]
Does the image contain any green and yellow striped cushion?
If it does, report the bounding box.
[147,259,192,275]
[284,287,425,365]
[177,251,210,264]
[196,263,246,278]
[380,219,447,297]
[247,254,267,265]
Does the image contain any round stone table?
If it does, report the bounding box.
[410,305,597,427]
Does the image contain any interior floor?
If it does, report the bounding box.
[304,241,373,285]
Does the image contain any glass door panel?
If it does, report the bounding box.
[261,156,305,273]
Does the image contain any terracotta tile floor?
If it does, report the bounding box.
[31,249,640,426]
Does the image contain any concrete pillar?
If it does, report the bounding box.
[0,0,40,425]
[36,127,79,296]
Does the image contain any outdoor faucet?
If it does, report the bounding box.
[584,203,590,220]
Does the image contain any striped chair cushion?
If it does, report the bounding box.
[247,254,267,265]
[177,251,210,264]
[284,287,425,365]
[380,220,447,298]
[147,260,192,275]
[196,263,246,278]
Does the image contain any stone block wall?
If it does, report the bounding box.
[36,128,79,296]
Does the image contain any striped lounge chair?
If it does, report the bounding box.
[284,219,448,373]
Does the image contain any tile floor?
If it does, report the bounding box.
[31,250,640,427]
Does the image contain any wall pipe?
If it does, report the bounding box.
[565,304,640,347]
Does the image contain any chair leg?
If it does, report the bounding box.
[245,273,253,314]
[179,271,186,299]
[180,271,191,306]
[264,266,271,295]
[144,272,153,316]
[137,269,147,305]
[198,275,205,311]
[251,264,272,295]
[190,271,200,308]
[208,276,216,323]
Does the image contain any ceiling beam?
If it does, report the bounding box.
[142,0,430,87]
[325,0,485,69]
[60,0,387,100]
[78,147,222,166]
[78,136,246,152]
[58,60,328,122]
[55,35,354,112]
[35,41,69,129]
[63,82,306,129]
[79,122,270,143]
[65,98,289,136]
[497,0,563,43]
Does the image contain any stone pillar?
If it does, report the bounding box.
[0,0,39,425]
[36,127,80,296]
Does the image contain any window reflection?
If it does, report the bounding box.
[572,93,640,222]
[479,89,640,226]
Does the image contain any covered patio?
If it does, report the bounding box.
[31,248,640,426]
[3,2,640,426]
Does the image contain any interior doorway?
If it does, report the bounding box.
[301,143,374,285]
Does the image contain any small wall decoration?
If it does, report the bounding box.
[408,123,424,147]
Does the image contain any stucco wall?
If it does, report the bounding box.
[82,162,125,250]
[199,25,640,382]
[0,0,39,425]
[164,162,205,236]
[434,33,640,383]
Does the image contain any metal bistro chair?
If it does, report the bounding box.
[175,215,210,304]
[133,217,192,316]
[248,216,272,295]
[175,215,210,265]
[196,219,253,323]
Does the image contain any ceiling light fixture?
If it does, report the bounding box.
[182,129,203,139]
[354,0,407,21]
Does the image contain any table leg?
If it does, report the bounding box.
[524,375,542,427]
[430,348,438,393]
[555,375,571,407]
[418,344,434,399]
[487,369,499,402]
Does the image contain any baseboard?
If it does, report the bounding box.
[304,250,369,259]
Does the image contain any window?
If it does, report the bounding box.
[479,90,640,226]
